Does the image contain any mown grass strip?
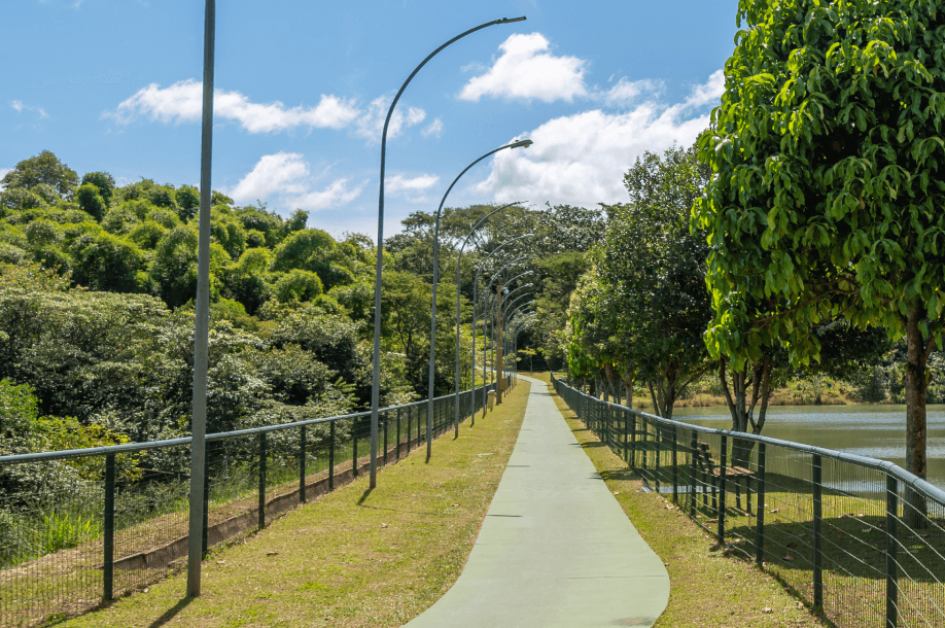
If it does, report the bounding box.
[56,381,530,628]
[536,373,828,628]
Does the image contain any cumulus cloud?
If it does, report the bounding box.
[474,72,723,208]
[422,118,443,138]
[229,152,367,211]
[601,78,663,107]
[458,33,587,103]
[385,174,439,195]
[354,96,426,143]
[11,100,48,118]
[107,79,360,132]
[686,69,726,108]
[229,153,310,201]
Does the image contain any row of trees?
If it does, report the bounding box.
[0,149,601,504]
[565,0,945,526]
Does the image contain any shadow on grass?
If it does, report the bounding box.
[146,597,193,628]
[357,488,373,506]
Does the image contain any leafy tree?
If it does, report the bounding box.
[69,231,145,292]
[176,185,199,222]
[150,226,200,307]
[693,0,945,525]
[76,183,106,221]
[1,151,78,198]
[274,269,323,303]
[80,172,116,206]
[593,145,713,418]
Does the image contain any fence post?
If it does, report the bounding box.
[812,453,823,609]
[352,416,359,477]
[623,409,629,463]
[655,425,661,493]
[299,425,307,504]
[329,421,335,491]
[103,452,116,601]
[384,412,389,466]
[607,405,612,450]
[641,418,647,477]
[202,450,210,554]
[689,430,697,518]
[886,475,899,628]
[630,414,637,469]
[396,408,401,461]
[258,432,267,529]
[756,442,766,567]
[672,425,678,504]
[718,435,727,543]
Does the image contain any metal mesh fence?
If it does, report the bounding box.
[552,374,945,628]
[0,378,507,628]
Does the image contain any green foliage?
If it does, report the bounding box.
[150,226,199,307]
[69,231,145,292]
[0,150,78,198]
[76,183,106,221]
[176,185,199,221]
[274,269,323,303]
[80,171,115,206]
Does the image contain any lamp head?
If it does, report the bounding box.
[510,139,533,149]
[499,16,527,23]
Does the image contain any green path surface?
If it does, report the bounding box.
[404,376,670,628]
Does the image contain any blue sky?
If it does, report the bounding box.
[2,0,741,239]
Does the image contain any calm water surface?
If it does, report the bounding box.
[674,404,945,490]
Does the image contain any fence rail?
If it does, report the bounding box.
[0,375,515,628]
[551,373,944,628]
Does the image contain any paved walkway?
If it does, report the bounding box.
[404,376,669,628]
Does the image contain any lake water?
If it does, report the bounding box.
[673,404,945,491]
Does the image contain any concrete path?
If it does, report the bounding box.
[403,376,670,628]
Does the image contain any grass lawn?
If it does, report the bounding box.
[55,380,530,628]
[539,374,829,628]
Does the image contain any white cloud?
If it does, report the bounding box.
[458,33,587,103]
[385,174,439,195]
[0,168,11,190]
[354,96,426,143]
[686,69,725,108]
[601,78,663,107]
[108,79,360,132]
[422,118,443,138]
[229,152,310,202]
[229,152,367,211]
[474,72,724,208]
[11,100,48,118]
[291,178,368,211]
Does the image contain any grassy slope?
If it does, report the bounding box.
[531,371,827,628]
[58,381,530,628]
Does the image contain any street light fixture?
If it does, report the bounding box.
[493,295,533,390]
[369,15,527,488]
[426,142,531,459]
[453,202,524,436]
[469,238,533,420]
[480,258,530,408]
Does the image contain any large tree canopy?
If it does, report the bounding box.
[694,0,945,523]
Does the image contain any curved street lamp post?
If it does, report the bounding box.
[370,15,526,487]
[481,258,530,409]
[493,295,533,391]
[469,238,533,419]
[426,142,531,458]
[452,203,524,436]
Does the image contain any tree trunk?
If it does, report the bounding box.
[904,309,930,529]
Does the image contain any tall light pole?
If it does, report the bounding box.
[426,141,531,458]
[495,295,533,402]
[187,0,215,598]
[481,258,528,409]
[470,238,533,420]
[453,203,524,436]
[370,16,526,488]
